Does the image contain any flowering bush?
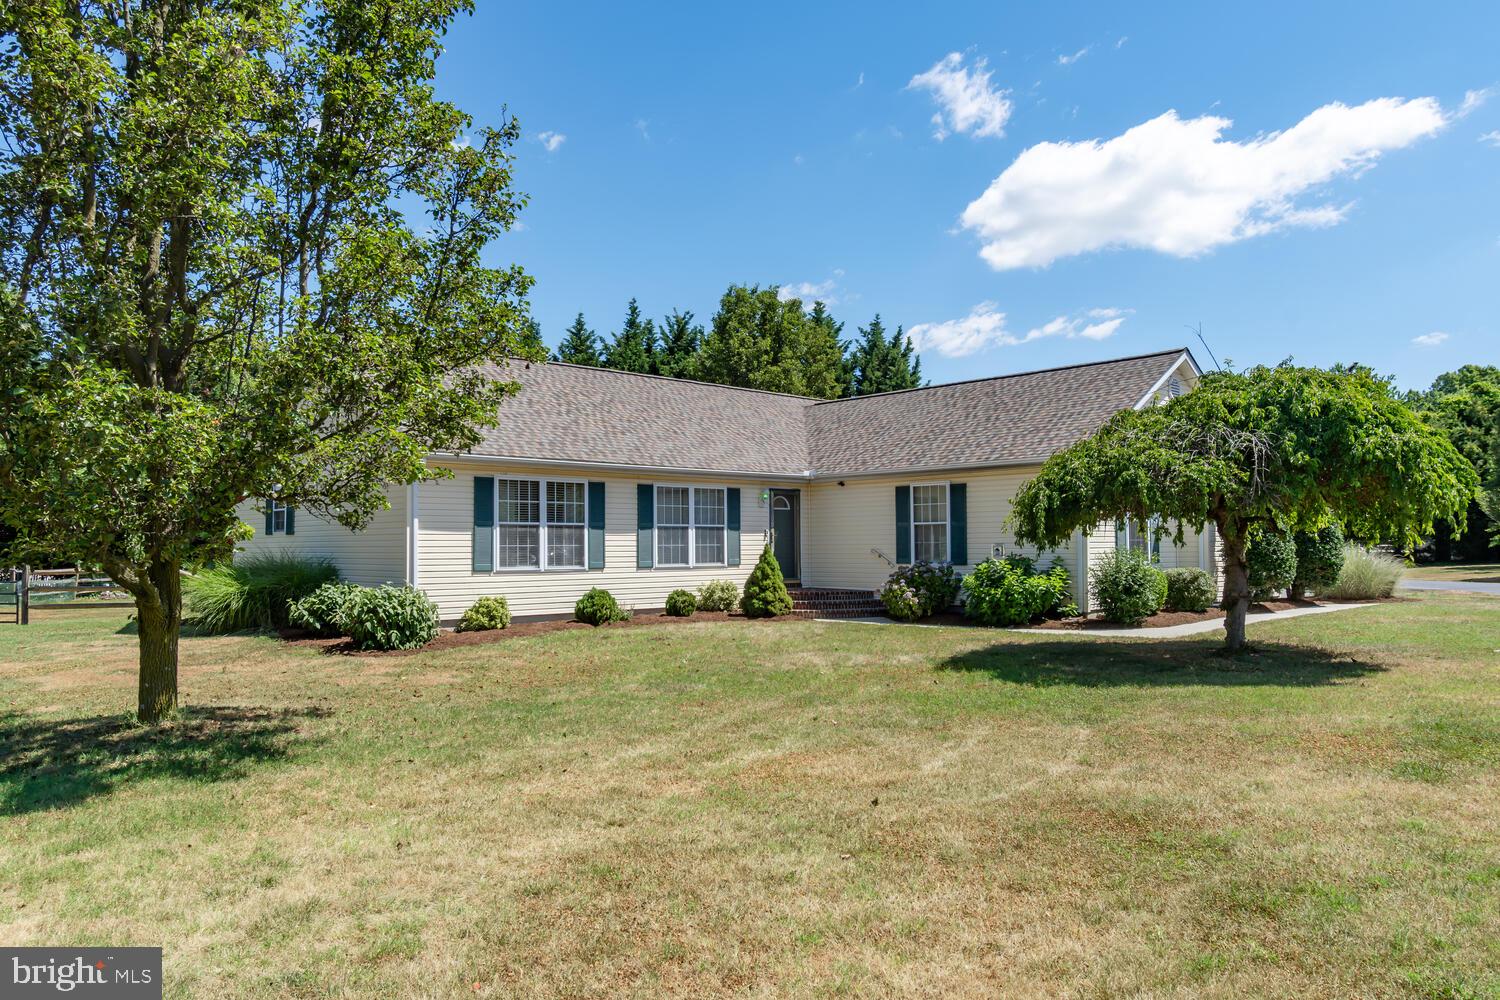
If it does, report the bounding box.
[879,577,924,621]
[879,561,960,621]
[962,556,1071,627]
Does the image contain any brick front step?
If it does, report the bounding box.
[788,587,887,619]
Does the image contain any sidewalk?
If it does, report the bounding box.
[819,601,1374,637]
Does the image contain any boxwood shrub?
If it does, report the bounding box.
[1163,567,1215,613]
[664,589,697,617]
[962,556,1070,627]
[1247,529,1298,600]
[457,595,511,632]
[1291,525,1345,597]
[575,587,630,625]
[1090,548,1166,625]
[344,585,439,650]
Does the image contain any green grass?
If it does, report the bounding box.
[1405,561,1500,584]
[0,594,1497,997]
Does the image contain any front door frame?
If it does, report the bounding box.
[769,488,801,583]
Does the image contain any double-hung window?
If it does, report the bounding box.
[494,477,586,571]
[268,500,291,535]
[911,484,949,563]
[656,485,727,567]
[1115,515,1160,561]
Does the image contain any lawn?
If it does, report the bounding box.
[1405,562,1500,584]
[1,596,1496,999]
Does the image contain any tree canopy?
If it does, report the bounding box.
[601,298,656,374]
[1011,364,1477,649]
[1406,365,1500,559]
[0,0,534,720]
[554,312,602,366]
[695,285,847,398]
[846,314,923,396]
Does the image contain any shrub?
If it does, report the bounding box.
[741,545,793,618]
[575,587,630,625]
[664,589,697,617]
[288,581,361,636]
[962,556,1071,627]
[879,561,962,620]
[1291,525,1345,597]
[1090,548,1166,625]
[1246,529,1298,600]
[185,552,339,633]
[1163,567,1215,612]
[879,576,923,621]
[344,585,439,650]
[696,579,739,612]
[1323,544,1404,600]
[457,595,511,632]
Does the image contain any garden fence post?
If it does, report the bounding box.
[19,565,29,625]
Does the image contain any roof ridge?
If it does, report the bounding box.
[522,359,820,402]
[810,347,1191,405]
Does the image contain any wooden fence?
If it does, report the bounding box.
[1,566,135,624]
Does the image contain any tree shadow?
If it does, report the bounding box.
[940,639,1386,688]
[0,705,331,815]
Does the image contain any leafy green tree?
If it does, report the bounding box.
[656,309,703,380]
[602,298,657,374]
[696,285,846,398]
[0,0,534,721]
[554,312,602,366]
[1407,365,1500,560]
[1010,365,1476,651]
[846,314,923,396]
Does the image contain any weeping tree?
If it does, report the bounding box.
[0,0,536,721]
[1010,364,1475,651]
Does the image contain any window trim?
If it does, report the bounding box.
[908,480,951,565]
[488,476,590,573]
[653,483,728,569]
[268,500,290,535]
[1116,514,1161,562]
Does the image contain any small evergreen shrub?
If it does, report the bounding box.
[457,595,511,632]
[696,579,739,612]
[962,556,1071,627]
[879,561,962,620]
[575,587,630,625]
[1090,548,1166,625]
[1163,568,1215,613]
[344,585,439,651]
[1247,529,1298,600]
[185,552,339,633]
[664,589,697,617]
[288,581,361,636]
[1323,544,1404,599]
[740,546,793,618]
[1291,525,1345,597]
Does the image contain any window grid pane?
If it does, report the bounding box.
[915,523,948,564]
[658,526,690,566]
[657,486,689,527]
[498,525,540,568]
[547,481,585,526]
[912,485,947,524]
[548,525,585,569]
[499,479,540,524]
[695,526,725,565]
[694,488,725,527]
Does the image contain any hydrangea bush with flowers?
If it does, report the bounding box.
[879,561,962,621]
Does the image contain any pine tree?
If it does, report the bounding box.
[657,309,704,379]
[846,314,924,396]
[603,298,657,374]
[517,316,547,357]
[554,312,602,366]
[740,545,793,617]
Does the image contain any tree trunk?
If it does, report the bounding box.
[135,559,182,723]
[1219,529,1251,652]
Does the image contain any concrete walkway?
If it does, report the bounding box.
[818,601,1374,638]
[1398,579,1500,596]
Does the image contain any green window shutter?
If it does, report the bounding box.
[895,485,911,564]
[636,484,654,568]
[726,488,741,566]
[587,481,606,569]
[472,476,494,572]
[284,506,296,536]
[948,483,966,565]
[264,504,274,536]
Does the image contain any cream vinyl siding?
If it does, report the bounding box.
[418,461,774,620]
[233,490,408,588]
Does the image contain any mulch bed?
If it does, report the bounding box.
[279,609,791,657]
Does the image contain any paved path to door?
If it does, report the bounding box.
[1399,579,1500,596]
[820,601,1374,638]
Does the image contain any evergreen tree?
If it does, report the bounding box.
[740,545,794,617]
[554,313,602,366]
[517,317,547,357]
[846,314,924,396]
[657,309,704,380]
[603,298,657,374]
[696,285,846,398]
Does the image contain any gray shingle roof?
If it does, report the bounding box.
[466,349,1190,478]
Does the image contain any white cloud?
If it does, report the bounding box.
[536,130,566,153]
[778,269,845,305]
[1481,130,1500,147]
[1412,331,1450,347]
[1459,87,1493,117]
[907,303,1129,357]
[633,118,651,141]
[1116,36,1128,49]
[1057,46,1091,66]
[855,71,865,89]
[907,52,1013,140]
[960,96,1450,270]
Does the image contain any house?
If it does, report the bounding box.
[238,347,1217,620]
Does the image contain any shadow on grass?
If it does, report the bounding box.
[940,639,1387,688]
[0,705,330,814]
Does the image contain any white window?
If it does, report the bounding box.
[1116,515,1160,561]
[268,500,290,534]
[493,477,586,571]
[656,485,727,568]
[911,483,949,564]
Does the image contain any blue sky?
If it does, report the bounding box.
[436,1,1498,390]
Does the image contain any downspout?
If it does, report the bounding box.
[406,483,421,588]
[1075,527,1089,613]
